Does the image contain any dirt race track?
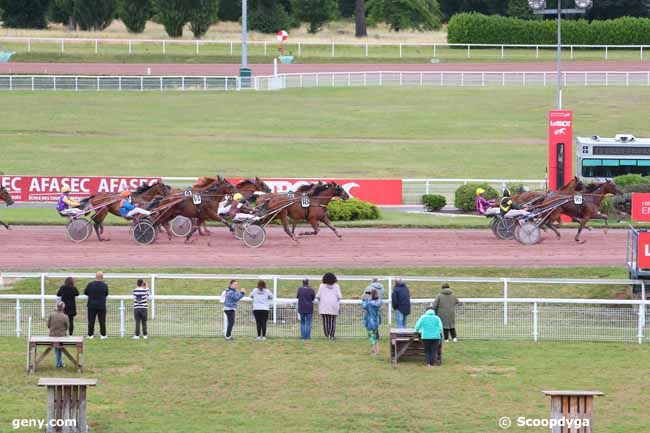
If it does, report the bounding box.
[0,226,625,270]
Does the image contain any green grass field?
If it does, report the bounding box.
[3,87,650,179]
[0,338,647,433]
[1,266,633,299]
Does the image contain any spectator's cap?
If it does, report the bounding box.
[61,186,71,193]
[476,188,485,196]
[121,190,131,198]
[442,283,450,289]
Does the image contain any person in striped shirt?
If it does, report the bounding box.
[132,279,149,340]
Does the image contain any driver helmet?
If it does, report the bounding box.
[476,188,485,196]
[121,190,132,198]
[61,186,71,194]
[233,193,243,201]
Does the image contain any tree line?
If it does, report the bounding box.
[1,0,649,37]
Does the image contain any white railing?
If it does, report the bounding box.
[254,71,650,91]
[0,75,241,91]
[1,36,649,60]
[160,177,548,206]
[0,272,647,343]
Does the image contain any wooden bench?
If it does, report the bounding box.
[28,336,84,373]
[389,328,442,364]
[542,390,604,433]
[38,378,97,433]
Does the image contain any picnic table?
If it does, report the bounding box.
[38,378,97,433]
[389,328,442,364]
[27,336,84,373]
[542,390,604,433]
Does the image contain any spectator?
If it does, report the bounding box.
[47,301,69,368]
[363,289,382,356]
[250,280,273,340]
[316,272,342,341]
[433,283,461,342]
[132,279,150,340]
[296,279,315,340]
[56,277,79,335]
[84,271,109,339]
[363,278,385,300]
[222,279,245,340]
[391,278,411,328]
[414,307,443,368]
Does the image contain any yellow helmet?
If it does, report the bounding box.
[233,193,243,201]
[61,186,71,193]
[476,188,485,196]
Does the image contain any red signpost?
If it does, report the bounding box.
[547,110,573,191]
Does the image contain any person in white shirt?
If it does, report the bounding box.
[249,280,273,340]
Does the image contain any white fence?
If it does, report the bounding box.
[0,75,240,91]
[254,71,650,90]
[1,272,647,343]
[1,36,649,60]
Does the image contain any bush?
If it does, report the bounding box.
[327,198,380,221]
[0,0,51,29]
[189,0,219,38]
[217,0,240,21]
[448,12,650,45]
[117,0,153,33]
[292,0,337,33]
[249,0,293,33]
[613,174,650,187]
[367,0,442,32]
[74,0,116,31]
[422,194,446,212]
[153,0,192,37]
[454,183,499,212]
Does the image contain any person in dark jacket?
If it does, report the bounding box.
[56,277,79,335]
[433,283,461,342]
[391,278,411,328]
[296,279,315,340]
[84,271,109,339]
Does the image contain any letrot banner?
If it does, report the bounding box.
[0,176,161,202]
[231,178,403,205]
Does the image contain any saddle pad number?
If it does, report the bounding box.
[301,196,310,208]
[192,194,202,205]
[184,190,192,197]
[573,195,583,205]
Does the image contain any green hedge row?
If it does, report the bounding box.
[327,198,380,221]
[448,13,650,45]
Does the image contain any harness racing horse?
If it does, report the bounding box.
[0,184,15,229]
[196,177,272,236]
[547,180,621,243]
[152,177,236,243]
[81,182,172,241]
[260,182,349,241]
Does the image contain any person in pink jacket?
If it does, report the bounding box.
[316,273,342,341]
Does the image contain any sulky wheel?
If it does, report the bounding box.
[170,216,193,238]
[132,219,157,245]
[515,222,542,245]
[66,218,92,243]
[242,224,266,248]
[232,223,245,240]
[490,218,499,236]
[495,218,516,240]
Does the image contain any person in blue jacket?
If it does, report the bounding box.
[363,289,382,356]
[222,280,246,340]
[414,307,444,367]
[119,190,151,218]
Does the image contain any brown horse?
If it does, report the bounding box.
[546,180,621,242]
[513,176,584,207]
[0,184,15,229]
[152,177,235,242]
[260,182,349,241]
[82,182,172,241]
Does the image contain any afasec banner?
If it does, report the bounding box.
[231,178,403,205]
[0,176,161,202]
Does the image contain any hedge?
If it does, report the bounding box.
[454,183,499,212]
[613,174,650,187]
[327,198,380,221]
[422,194,446,212]
[448,13,650,45]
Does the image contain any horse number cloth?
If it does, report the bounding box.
[301,196,310,208]
[573,195,583,205]
[192,194,202,205]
